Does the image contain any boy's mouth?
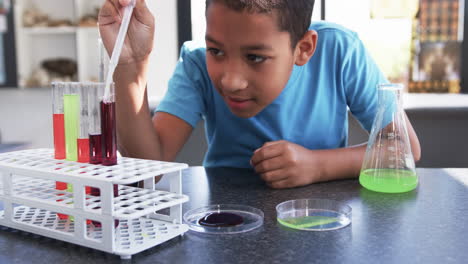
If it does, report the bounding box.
[226,96,254,110]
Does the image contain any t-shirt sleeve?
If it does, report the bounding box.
[155,43,209,128]
[342,35,388,132]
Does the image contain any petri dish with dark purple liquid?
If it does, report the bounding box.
[183,204,263,234]
[198,212,244,227]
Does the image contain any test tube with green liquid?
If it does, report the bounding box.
[64,83,80,162]
[62,83,80,220]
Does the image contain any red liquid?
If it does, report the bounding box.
[77,138,90,163]
[56,181,68,219]
[101,101,117,166]
[90,185,119,227]
[56,181,90,220]
[89,134,102,164]
[53,114,66,159]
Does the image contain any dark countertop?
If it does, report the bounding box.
[1,167,468,263]
[0,142,30,153]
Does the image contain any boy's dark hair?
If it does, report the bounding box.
[206,0,315,49]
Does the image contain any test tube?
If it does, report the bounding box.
[64,83,80,161]
[89,82,119,227]
[98,37,117,165]
[101,83,117,166]
[78,83,92,198]
[63,83,81,221]
[77,83,90,163]
[53,82,68,220]
[88,82,103,164]
[52,82,66,159]
[88,83,103,222]
[98,37,109,83]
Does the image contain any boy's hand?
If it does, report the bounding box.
[250,140,322,189]
[99,0,154,65]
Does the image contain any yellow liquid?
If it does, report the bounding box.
[277,215,339,230]
[64,94,79,161]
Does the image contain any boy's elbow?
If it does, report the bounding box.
[413,151,421,163]
[413,145,421,163]
[410,133,421,163]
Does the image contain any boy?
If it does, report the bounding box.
[99,0,421,189]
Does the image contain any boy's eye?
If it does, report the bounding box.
[207,48,224,57]
[247,54,267,63]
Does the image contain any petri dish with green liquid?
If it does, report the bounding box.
[276,199,351,231]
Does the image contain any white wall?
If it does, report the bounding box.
[146,1,178,99]
[15,0,177,98]
[0,1,178,148]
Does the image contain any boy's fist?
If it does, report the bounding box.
[98,0,155,65]
[251,140,322,189]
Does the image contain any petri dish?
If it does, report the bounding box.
[276,199,351,231]
[183,204,264,234]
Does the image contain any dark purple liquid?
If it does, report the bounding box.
[91,185,119,227]
[100,101,117,166]
[89,134,102,164]
[198,212,244,227]
[90,185,119,198]
[95,101,117,227]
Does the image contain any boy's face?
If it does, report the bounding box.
[205,2,296,118]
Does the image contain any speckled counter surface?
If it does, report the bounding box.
[1,167,467,263]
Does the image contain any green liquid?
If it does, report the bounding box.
[64,94,79,161]
[277,216,339,230]
[64,94,78,215]
[359,168,418,193]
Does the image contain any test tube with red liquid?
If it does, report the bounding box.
[88,83,103,164]
[89,82,119,227]
[97,37,117,166]
[101,83,117,166]
[77,84,91,197]
[52,82,66,159]
[52,82,67,205]
[77,84,90,163]
[88,82,104,226]
[52,82,68,219]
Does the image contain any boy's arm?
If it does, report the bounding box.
[114,62,193,162]
[100,0,193,161]
[251,112,421,189]
[405,113,421,162]
[314,112,420,181]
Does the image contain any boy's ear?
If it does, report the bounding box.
[294,30,318,66]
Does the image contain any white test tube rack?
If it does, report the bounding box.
[0,149,189,260]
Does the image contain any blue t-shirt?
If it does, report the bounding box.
[157,21,388,168]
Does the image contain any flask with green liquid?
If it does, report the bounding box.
[359,84,417,193]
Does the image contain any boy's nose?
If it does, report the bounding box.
[220,72,248,93]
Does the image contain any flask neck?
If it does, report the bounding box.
[378,86,403,109]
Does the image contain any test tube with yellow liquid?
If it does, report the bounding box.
[56,83,80,219]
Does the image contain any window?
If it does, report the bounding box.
[187,0,324,44]
[0,0,17,87]
[178,0,467,93]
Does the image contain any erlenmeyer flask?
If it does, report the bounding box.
[359,83,417,193]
